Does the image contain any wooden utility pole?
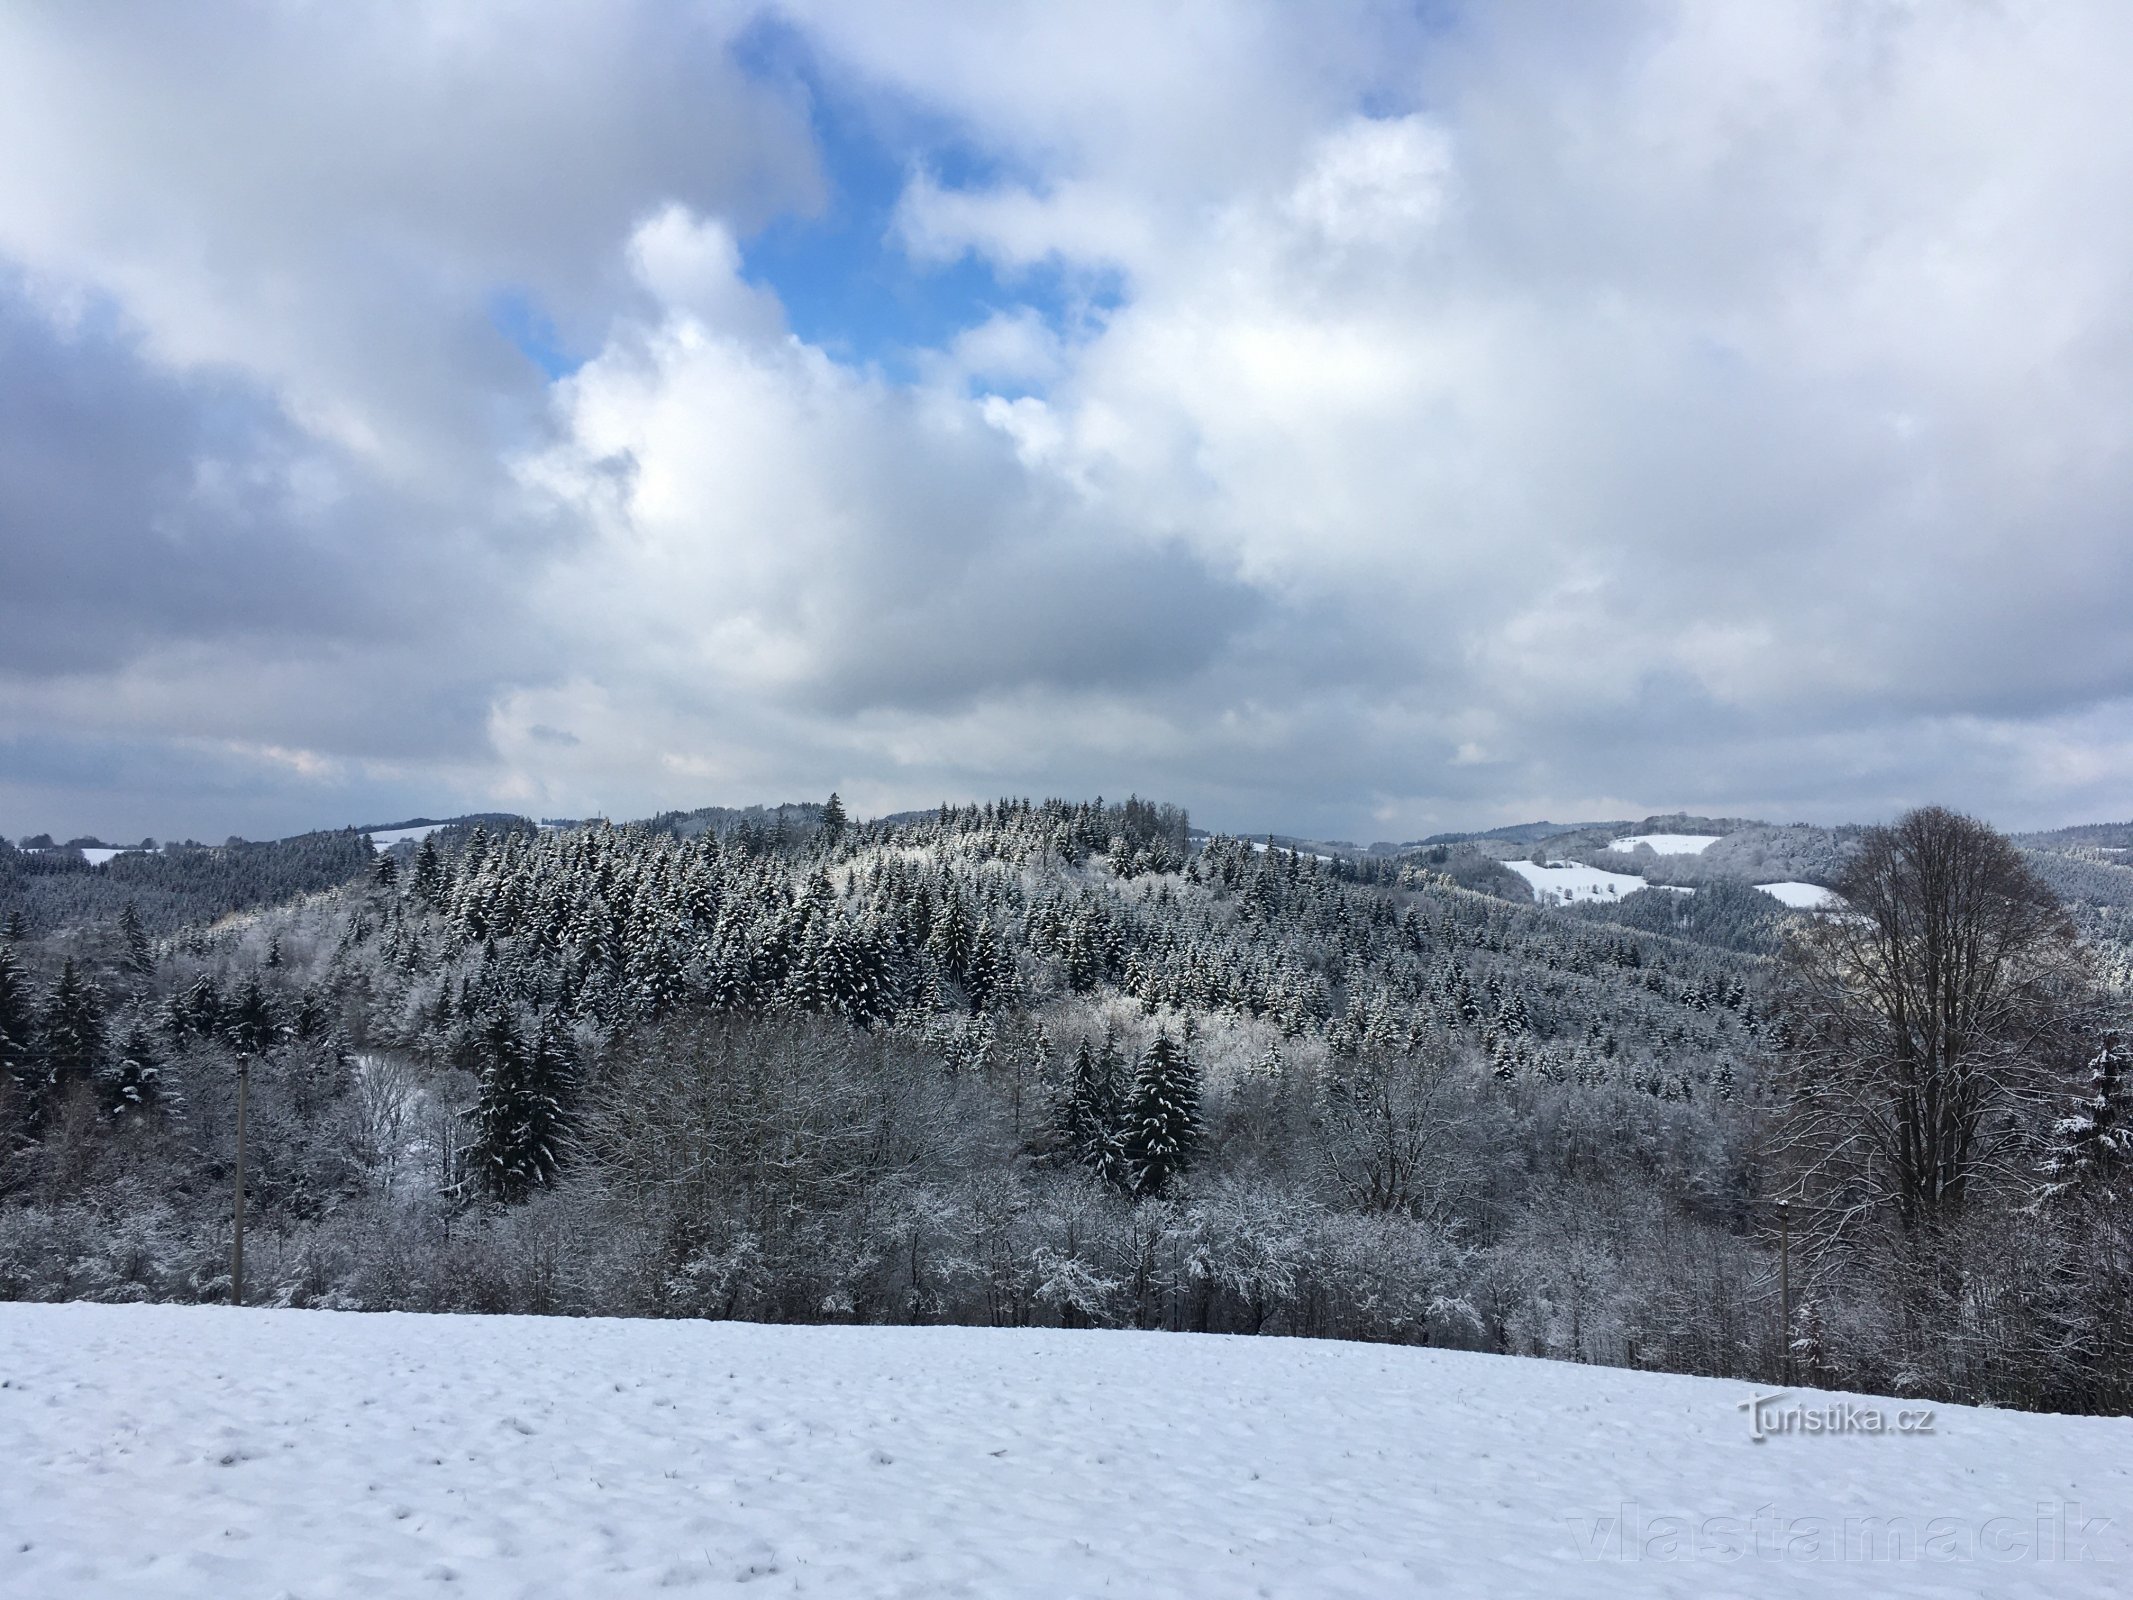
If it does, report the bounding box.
[1777,1197,1792,1385]
[231,1056,250,1307]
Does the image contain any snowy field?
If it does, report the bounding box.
[1504,858,1691,904]
[6,1304,2126,1598]
[1756,881,1841,909]
[366,824,449,851]
[1611,833,1723,855]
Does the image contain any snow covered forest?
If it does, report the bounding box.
[1,797,2127,1414]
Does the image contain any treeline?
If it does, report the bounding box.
[0,798,2124,1414]
[0,831,374,939]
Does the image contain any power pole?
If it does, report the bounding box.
[231,1054,250,1306]
[1777,1197,1792,1385]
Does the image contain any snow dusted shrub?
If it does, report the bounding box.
[1181,1179,1315,1335]
[1303,1210,1478,1346]
[1029,1246,1122,1328]
[0,1196,189,1303]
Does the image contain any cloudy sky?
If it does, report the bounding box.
[4,1,2131,845]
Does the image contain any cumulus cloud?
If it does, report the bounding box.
[5,1,2133,841]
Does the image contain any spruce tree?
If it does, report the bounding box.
[466,1009,575,1204]
[964,917,1016,1014]
[1050,1038,1125,1178]
[224,977,278,1059]
[520,1010,577,1192]
[108,1015,163,1117]
[0,944,37,1135]
[118,901,153,976]
[1122,1027,1200,1196]
[412,836,447,908]
[42,959,106,1105]
[467,1010,531,1203]
[2042,1037,2132,1202]
[821,791,847,844]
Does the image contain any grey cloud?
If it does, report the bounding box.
[7,2,2133,845]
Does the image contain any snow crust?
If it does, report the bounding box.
[77,848,132,867]
[9,1302,2123,1597]
[1504,859,1691,904]
[1611,833,1723,855]
[1756,881,1841,909]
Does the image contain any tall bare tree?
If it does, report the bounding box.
[1776,806,2095,1236]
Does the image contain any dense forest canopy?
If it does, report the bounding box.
[0,796,2125,1413]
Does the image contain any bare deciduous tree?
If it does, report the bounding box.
[1777,806,2096,1236]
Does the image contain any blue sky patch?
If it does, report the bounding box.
[728,17,1116,387]
[487,287,582,381]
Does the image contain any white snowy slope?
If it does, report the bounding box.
[4,1305,2127,1599]
[1611,833,1724,855]
[366,824,448,851]
[1504,859,1693,904]
[1756,881,1841,909]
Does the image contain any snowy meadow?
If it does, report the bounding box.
[5,1301,2128,1597]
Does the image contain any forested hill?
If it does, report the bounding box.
[0,831,374,940]
[171,796,1769,1094]
[1,796,2123,1414]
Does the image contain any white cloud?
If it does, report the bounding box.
[7,1,2133,842]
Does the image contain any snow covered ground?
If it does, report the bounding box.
[1756,881,1841,909]
[1504,859,1692,905]
[366,824,449,851]
[8,1304,2124,1598]
[1611,833,1724,855]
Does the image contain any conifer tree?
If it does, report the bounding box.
[41,959,106,1105]
[108,1014,163,1117]
[467,1010,532,1203]
[964,917,1016,1014]
[1122,1027,1200,1196]
[466,1009,575,1204]
[0,944,37,1135]
[821,791,847,844]
[224,977,278,1059]
[412,836,448,908]
[118,901,153,976]
[2042,1037,2132,1202]
[1049,1038,1114,1169]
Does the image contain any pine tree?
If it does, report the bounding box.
[0,943,38,1135]
[371,850,399,889]
[412,836,448,908]
[118,902,153,977]
[1122,1027,1200,1196]
[1048,1038,1115,1171]
[467,1011,531,1203]
[520,1010,577,1191]
[42,959,106,1104]
[107,1014,163,1117]
[964,917,1016,1014]
[821,791,847,844]
[224,977,278,1058]
[466,1009,575,1204]
[168,973,222,1044]
[2042,1036,2132,1202]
